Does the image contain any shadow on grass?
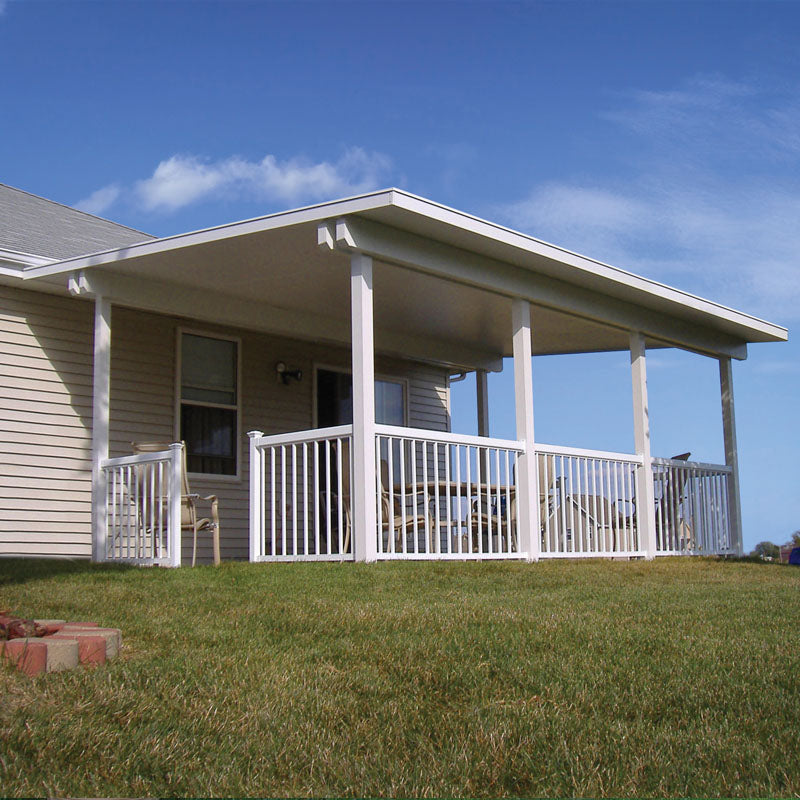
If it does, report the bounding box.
[0,558,135,588]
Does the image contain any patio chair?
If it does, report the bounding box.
[544,457,636,553]
[653,452,692,550]
[378,459,434,554]
[576,451,691,553]
[467,454,559,554]
[326,442,431,554]
[131,441,221,567]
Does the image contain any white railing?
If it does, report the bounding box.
[536,444,644,558]
[101,446,182,566]
[247,424,736,562]
[249,426,354,561]
[652,458,733,555]
[374,425,525,559]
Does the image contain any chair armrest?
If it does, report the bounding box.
[186,493,219,524]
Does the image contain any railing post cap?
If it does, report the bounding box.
[247,430,264,439]
[169,442,183,451]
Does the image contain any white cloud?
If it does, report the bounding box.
[76,147,393,218]
[134,147,392,212]
[499,76,800,323]
[75,184,121,216]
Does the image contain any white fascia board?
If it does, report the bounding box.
[385,190,788,343]
[22,190,400,281]
[0,264,26,279]
[0,248,54,274]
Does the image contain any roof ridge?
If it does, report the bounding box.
[0,182,154,239]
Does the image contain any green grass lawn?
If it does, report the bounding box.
[1,557,798,798]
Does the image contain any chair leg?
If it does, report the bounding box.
[192,524,198,568]
[343,510,352,555]
[212,524,221,566]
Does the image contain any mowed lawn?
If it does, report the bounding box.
[1,557,798,798]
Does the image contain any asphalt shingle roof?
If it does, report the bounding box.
[0,183,154,260]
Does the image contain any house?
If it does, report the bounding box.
[0,184,788,564]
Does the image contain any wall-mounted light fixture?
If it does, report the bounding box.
[276,361,303,385]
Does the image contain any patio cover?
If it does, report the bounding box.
[17,189,787,371]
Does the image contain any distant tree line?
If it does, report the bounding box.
[750,530,800,559]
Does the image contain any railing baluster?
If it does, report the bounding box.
[313,441,320,556]
[388,437,396,554]
[433,442,441,554]
[475,447,484,556]
[484,446,492,555]
[445,442,452,555]
[542,454,551,553]
[399,439,407,554]
[280,445,287,557]
[336,438,344,556]
[303,443,309,556]
[422,440,430,555]
[455,444,463,554]
[325,439,332,556]
[376,435,383,556]
[504,449,512,554]
[270,447,276,557]
[625,463,634,554]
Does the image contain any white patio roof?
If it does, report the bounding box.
[20,189,787,370]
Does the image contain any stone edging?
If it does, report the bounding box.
[1,621,123,677]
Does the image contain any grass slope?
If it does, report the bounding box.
[1,558,798,797]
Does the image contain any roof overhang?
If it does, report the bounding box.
[22,189,787,369]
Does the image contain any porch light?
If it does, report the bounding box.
[275,361,302,385]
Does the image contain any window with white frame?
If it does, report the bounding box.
[179,331,239,476]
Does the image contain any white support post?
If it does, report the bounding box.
[476,369,490,437]
[719,357,743,555]
[350,252,377,562]
[168,442,183,567]
[91,296,111,562]
[476,368,490,486]
[248,431,264,562]
[630,332,657,559]
[512,299,539,561]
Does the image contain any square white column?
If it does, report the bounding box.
[350,252,377,562]
[91,296,111,562]
[512,299,539,561]
[719,357,743,555]
[630,332,657,559]
[476,369,490,437]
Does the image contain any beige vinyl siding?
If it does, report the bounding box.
[0,288,449,564]
[110,308,449,563]
[0,285,93,557]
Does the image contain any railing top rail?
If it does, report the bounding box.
[102,450,173,468]
[534,442,644,464]
[652,456,733,473]
[253,424,353,448]
[375,423,524,451]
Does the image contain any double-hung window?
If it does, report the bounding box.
[179,331,239,476]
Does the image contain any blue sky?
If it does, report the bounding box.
[1,0,797,550]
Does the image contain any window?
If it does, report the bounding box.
[316,367,405,427]
[179,332,239,475]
